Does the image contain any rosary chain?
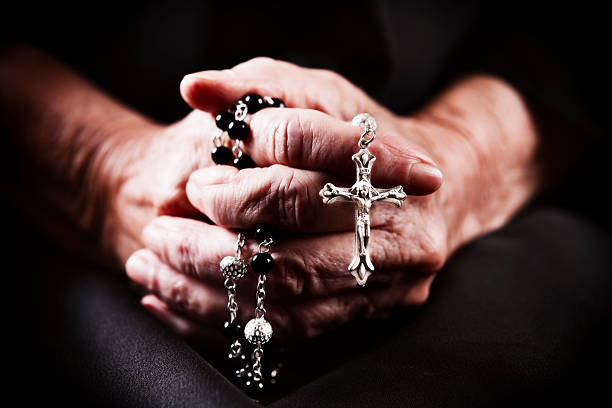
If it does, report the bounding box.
[255,274,267,319]
[229,339,242,359]
[235,232,246,258]
[212,128,224,147]
[224,277,239,322]
[232,139,244,157]
[224,232,246,322]
[254,236,272,319]
[258,237,273,253]
[234,100,248,121]
[251,345,264,382]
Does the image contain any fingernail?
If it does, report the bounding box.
[410,163,444,192]
[126,253,149,280]
[189,166,236,188]
[141,294,167,310]
[184,70,230,82]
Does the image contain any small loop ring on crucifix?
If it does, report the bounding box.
[358,129,376,149]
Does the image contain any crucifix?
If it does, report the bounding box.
[319,114,407,286]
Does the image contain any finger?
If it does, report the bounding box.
[187,163,429,232]
[126,248,227,324]
[180,57,390,121]
[186,150,445,231]
[400,274,436,308]
[141,216,238,282]
[183,60,443,193]
[140,216,442,299]
[264,230,441,298]
[267,273,429,339]
[141,294,215,342]
[245,108,443,193]
[187,164,353,232]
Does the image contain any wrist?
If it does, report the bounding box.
[401,75,541,254]
[90,116,164,264]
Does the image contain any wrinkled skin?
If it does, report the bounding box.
[121,58,540,340]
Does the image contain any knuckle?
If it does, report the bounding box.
[266,308,291,337]
[169,277,208,317]
[409,283,431,307]
[168,277,190,310]
[419,233,447,272]
[244,56,278,67]
[275,168,298,228]
[316,68,344,84]
[174,234,200,277]
[271,250,305,296]
[274,168,314,230]
[268,115,292,164]
[230,173,270,224]
[209,180,252,227]
[259,109,312,167]
[292,310,322,339]
[348,293,376,320]
[233,57,282,74]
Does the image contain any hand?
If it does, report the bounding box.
[107,58,438,264]
[125,58,451,339]
[126,59,541,340]
[0,49,542,340]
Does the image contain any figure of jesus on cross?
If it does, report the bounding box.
[320,147,407,286]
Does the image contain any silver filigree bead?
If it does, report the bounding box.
[220,256,248,280]
[244,317,273,344]
[351,113,378,132]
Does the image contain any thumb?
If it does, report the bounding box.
[180,57,390,121]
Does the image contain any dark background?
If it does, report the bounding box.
[2,1,611,406]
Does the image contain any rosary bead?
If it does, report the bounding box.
[268,98,286,108]
[223,320,243,339]
[255,225,277,244]
[233,154,256,170]
[227,120,249,140]
[220,255,248,280]
[251,252,274,274]
[243,93,266,113]
[215,112,234,131]
[211,146,232,165]
[244,317,273,344]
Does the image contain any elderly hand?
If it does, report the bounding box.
[125,58,540,339]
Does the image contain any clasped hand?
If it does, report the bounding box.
[122,57,467,340]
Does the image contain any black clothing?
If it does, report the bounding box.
[15,207,612,407]
[3,1,611,406]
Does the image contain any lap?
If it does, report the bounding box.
[10,206,611,407]
[273,207,612,407]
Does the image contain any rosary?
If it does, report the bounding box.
[211,94,406,391]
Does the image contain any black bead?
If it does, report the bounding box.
[268,98,286,108]
[223,320,243,339]
[227,120,249,140]
[255,225,277,244]
[211,146,232,165]
[251,252,274,274]
[215,112,234,131]
[233,154,256,170]
[242,93,266,113]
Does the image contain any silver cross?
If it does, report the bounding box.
[319,114,407,286]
